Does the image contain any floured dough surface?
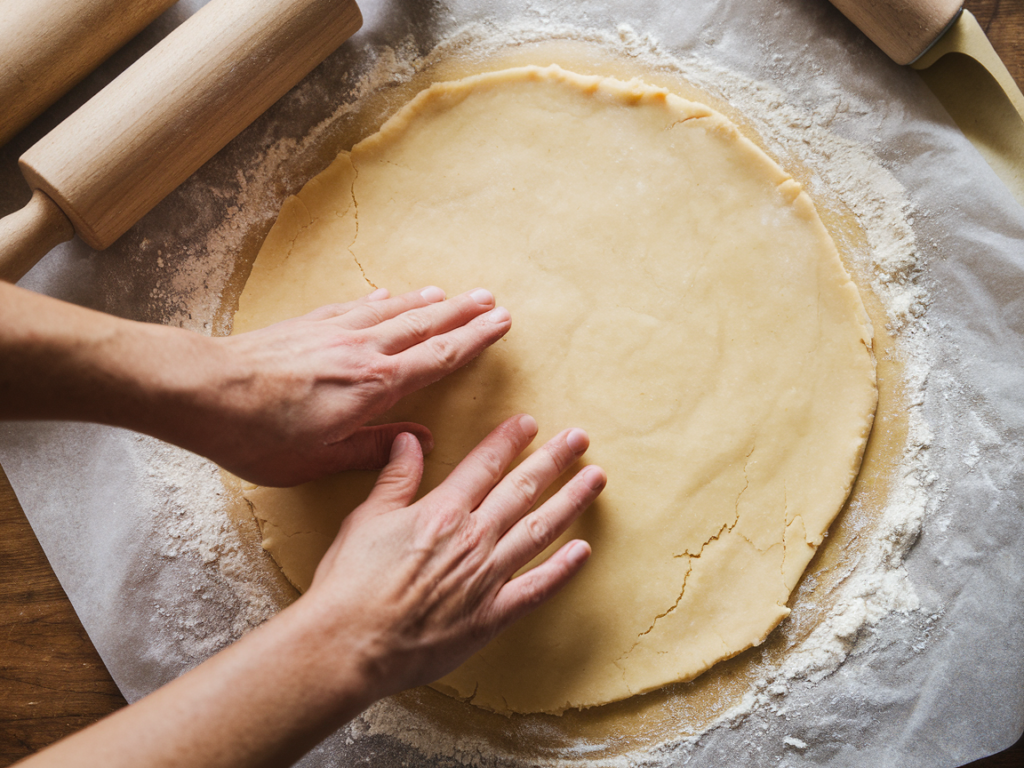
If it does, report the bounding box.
[232,65,877,715]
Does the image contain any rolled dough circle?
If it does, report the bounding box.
[232,65,877,715]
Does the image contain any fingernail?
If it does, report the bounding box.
[486,306,510,324]
[368,287,389,300]
[418,432,434,455]
[420,286,446,303]
[566,428,589,455]
[470,288,494,305]
[519,414,538,437]
[566,540,591,567]
[583,466,606,491]
[390,433,411,461]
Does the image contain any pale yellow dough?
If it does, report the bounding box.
[232,65,877,715]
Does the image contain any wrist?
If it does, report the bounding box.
[265,593,386,725]
[98,323,232,448]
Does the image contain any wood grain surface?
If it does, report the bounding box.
[0,463,127,762]
[2,0,1023,765]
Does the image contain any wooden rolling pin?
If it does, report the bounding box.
[0,0,180,148]
[0,0,362,283]
[828,0,963,65]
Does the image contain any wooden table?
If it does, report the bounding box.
[2,1,1023,764]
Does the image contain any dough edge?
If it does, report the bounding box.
[233,64,878,715]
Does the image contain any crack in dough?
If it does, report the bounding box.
[345,164,378,291]
[230,65,877,715]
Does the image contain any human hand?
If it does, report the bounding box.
[193,286,509,486]
[300,415,606,701]
[10,419,602,768]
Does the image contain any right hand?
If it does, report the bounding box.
[301,415,606,701]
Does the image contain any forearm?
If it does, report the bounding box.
[17,419,602,768]
[18,599,377,768]
[12,417,602,767]
[1,282,511,485]
[0,281,225,439]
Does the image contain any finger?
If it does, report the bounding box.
[335,286,448,330]
[320,423,433,473]
[313,432,425,586]
[489,539,592,630]
[300,287,390,321]
[388,306,511,397]
[361,432,426,513]
[492,464,605,579]
[372,288,496,355]
[477,428,590,535]
[428,414,538,513]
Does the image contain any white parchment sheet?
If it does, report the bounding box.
[1,0,1023,765]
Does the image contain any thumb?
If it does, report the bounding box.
[362,432,425,512]
[314,432,424,584]
[322,423,433,473]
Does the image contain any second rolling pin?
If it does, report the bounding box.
[0,0,362,283]
[0,0,179,148]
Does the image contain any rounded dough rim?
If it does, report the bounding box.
[232,64,878,715]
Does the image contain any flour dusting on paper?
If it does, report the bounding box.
[139,18,933,767]
[345,23,932,766]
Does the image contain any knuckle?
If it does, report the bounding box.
[547,441,575,475]
[581,475,602,502]
[500,415,535,447]
[518,578,547,609]
[358,355,392,386]
[508,470,540,507]
[330,332,375,364]
[420,506,460,543]
[401,310,432,341]
[561,486,592,520]
[460,524,488,554]
[348,304,386,329]
[522,513,551,551]
[349,356,395,411]
[471,447,505,486]
[425,334,461,368]
[363,304,388,325]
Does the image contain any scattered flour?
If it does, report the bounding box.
[133,437,287,660]
[137,16,932,768]
[783,736,808,750]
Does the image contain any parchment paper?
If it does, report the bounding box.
[2,0,1023,766]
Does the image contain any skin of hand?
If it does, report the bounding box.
[0,281,509,486]
[181,284,511,485]
[17,418,606,768]
[303,414,606,699]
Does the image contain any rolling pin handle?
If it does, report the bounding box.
[828,0,964,65]
[0,189,75,283]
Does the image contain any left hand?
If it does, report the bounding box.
[0,281,507,488]
[186,286,510,486]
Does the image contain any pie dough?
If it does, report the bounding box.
[231,65,877,715]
